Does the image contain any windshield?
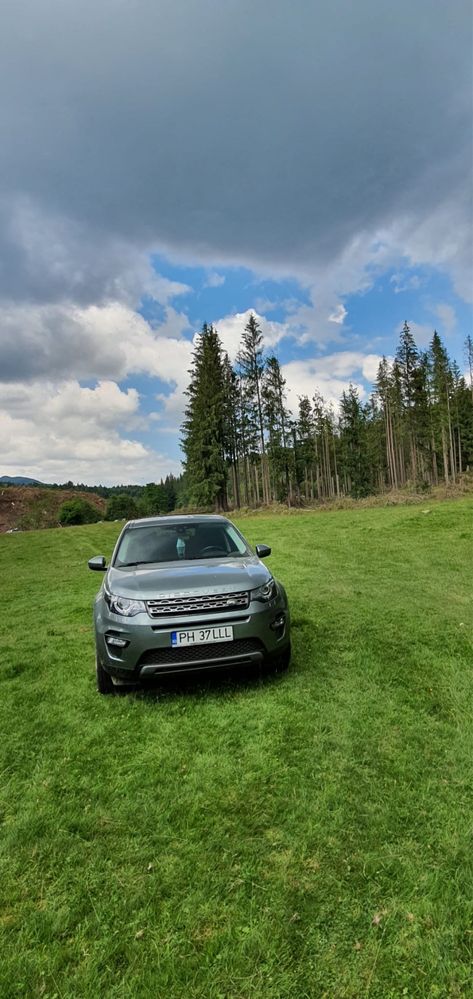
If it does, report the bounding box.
[114,521,249,566]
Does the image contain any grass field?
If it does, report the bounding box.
[1,500,472,998]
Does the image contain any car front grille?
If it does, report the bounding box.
[146,591,250,617]
[139,638,263,668]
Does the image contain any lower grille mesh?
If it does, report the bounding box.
[139,638,263,668]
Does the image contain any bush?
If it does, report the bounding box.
[59,499,102,526]
[105,493,139,521]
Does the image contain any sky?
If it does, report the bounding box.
[0,0,471,485]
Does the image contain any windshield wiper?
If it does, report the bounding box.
[118,560,161,567]
[118,552,244,566]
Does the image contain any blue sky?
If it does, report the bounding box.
[0,0,471,484]
[125,255,471,469]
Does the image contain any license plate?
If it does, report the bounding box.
[171,626,233,647]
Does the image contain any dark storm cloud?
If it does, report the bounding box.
[0,0,471,305]
[0,304,125,381]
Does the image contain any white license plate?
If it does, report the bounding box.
[171,626,233,647]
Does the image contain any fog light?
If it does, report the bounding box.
[106,635,128,648]
[270,613,285,632]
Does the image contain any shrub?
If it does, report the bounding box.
[105,493,139,521]
[59,498,102,526]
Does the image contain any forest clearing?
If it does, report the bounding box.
[0,499,472,997]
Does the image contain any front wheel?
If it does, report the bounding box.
[262,643,291,676]
[96,652,115,695]
[275,643,291,672]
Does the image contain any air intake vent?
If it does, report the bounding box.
[139,638,263,667]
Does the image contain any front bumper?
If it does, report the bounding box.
[94,592,290,680]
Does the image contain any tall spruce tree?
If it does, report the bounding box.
[312,391,332,498]
[222,353,241,508]
[262,355,294,502]
[237,314,270,504]
[396,321,419,481]
[296,395,316,499]
[465,335,473,404]
[375,356,398,488]
[181,323,228,510]
[430,330,455,484]
[339,385,370,497]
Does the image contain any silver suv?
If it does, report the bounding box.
[88,515,291,693]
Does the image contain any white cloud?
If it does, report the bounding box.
[393,184,472,303]
[281,351,383,414]
[433,303,456,335]
[254,297,279,314]
[390,272,422,294]
[397,320,433,348]
[0,300,193,384]
[0,296,195,483]
[328,304,348,325]
[214,309,291,361]
[204,272,226,288]
[153,309,287,425]
[0,380,181,485]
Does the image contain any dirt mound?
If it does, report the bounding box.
[0,486,106,532]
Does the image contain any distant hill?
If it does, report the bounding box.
[0,485,106,532]
[0,475,44,486]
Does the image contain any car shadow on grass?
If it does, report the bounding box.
[123,658,291,704]
[108,615,315,704]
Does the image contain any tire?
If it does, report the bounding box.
[96,652,115,695]
[262,643,291,676]
[275,642,291,673]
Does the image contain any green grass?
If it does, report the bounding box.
[1,500,472,998]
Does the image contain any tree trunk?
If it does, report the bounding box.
[441,427,449,485]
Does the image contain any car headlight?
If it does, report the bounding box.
[104,587,146,617]
[251,578,278,602]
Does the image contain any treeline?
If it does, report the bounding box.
[181,316,473,509]
[57,476,182,526]
[102,477,180,519]
[6,476,181,504]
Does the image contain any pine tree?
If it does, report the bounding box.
[296,396,316,500]
[390,359,406,484]
[430,331,455,484]
[454,372,473,470]
[311,392,331,498]
[465,335,473,404]
[262,355,294,502]
[396,321,419,481]
[237,314,270,504]
[339,385,370,497]
[222,353,241,508]
[365,392,386,493]
[411,352,434,485]
[163,475,177,511]
[375,356,398,488]
[181,323,228,510]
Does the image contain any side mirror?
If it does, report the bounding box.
[255,544,271,559]
[88,555,107,571]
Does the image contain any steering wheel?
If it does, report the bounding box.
[200,545,227,556]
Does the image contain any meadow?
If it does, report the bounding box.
[0,499,472,998]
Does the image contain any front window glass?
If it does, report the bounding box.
[114,521,249,566]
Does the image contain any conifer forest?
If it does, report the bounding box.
[181,316,473,510]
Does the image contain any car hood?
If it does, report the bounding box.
[106,556,270,599]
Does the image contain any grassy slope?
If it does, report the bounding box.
[0,500,472,998]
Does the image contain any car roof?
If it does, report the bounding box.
[125,514,231,529]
